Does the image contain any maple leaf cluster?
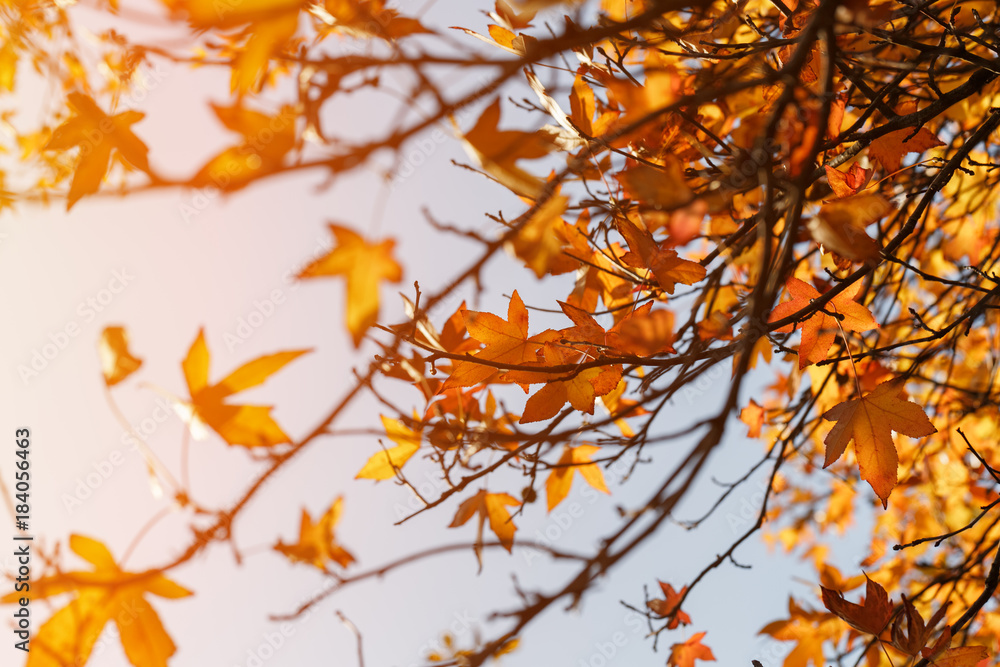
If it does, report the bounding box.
[7,0,1000,666]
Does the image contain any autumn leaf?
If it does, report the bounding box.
[100,326,142,386]
[449,489,520,558]
[456,98,555,198]
[891,594,949,656]
[511,364,623,424]
[0,535,191,667]
[192,103,296,190]
[740,399,765,437]
[444,290,547,389]
[822,378,937,506]
[274,497,355,570]
[356,414,422,481]
[825,163,872,199]
[544,444,610,511]
[615,158,694,210]
[928,646,990,667]
[606,302,676,356]
[869,125,944,173]
[767,278,878,369]
[505,193,571,278]
[808,194,891,264]
[618,217,706,294]
[181,329,310,447]
[668,632,716,667]
[298,223,403,347]
[647,581,692,629]
[821,575,892,636]
[45,93,150,209]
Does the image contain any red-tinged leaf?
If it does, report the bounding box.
[825,163,872,199]
[892,594,949,656]
[821,575,892,636]
[647,581,691,629]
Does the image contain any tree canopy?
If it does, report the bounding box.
[4,0,1000,666]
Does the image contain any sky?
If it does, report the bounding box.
[0,2,871,666]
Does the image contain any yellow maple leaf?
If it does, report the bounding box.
[822,378,937,507]
[274,497,355,570]
[456,98,555,198]
[45,93,150,210]
[545,444,610,511]
[356,413,422,481]
[0,535,191,667]
[192,104,296,190]
[181,329,310,447]
[298,223,403,347]
[448,489,520,556]
[99,326,142,386]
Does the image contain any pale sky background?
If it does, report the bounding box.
[0,1,871,666]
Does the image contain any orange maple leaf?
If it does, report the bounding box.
[449,489,520,554]
[809,194,891,264]
[822,378,937,506]
[869,125,944,173]
[544,444,610,511]
[668,632,716,667]
[99,326,142,387]
[618,217,706,294]
[274,497,355,571]
[647,581,692,629]
[509,364,624,424]
[0,535,191,667]
[45,93,150,210]
[768,278,878,369]
[356,414,422,481]
[740,399,765,437]
[193,104,296,190]
[456,98,555,198]
[444,291,548,389]
[181,329,310,447]
[298,223,403,348]
[821,575,892,636]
